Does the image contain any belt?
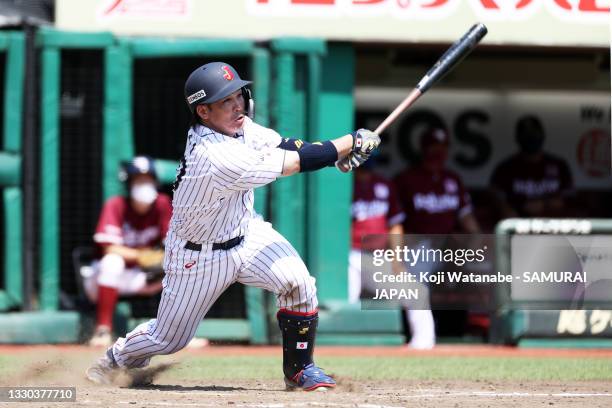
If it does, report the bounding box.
[184,236,244,252]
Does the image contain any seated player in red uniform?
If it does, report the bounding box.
[85,156,172,347]
[393,127,481,346]
[490,115,573,218]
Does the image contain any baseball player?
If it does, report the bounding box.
[348,157,405,303]
[85,156,172,347]
[347,157,438,349]
[86,62,380,391]
[394,128,480,235]
[393,127,481,348]
[490,115,573,218]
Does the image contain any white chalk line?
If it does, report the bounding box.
[80,402,403,408]
[370,391,612,399]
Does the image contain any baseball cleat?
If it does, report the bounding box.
[88,326,113,347]
[284,364,336,391]
[85,348,119,385]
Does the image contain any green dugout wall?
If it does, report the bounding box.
[492,218,612,347]
[270,40,354,301]
[36,29,355,343]
[0,32,25,311]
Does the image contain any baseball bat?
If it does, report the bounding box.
[374,23,488,135]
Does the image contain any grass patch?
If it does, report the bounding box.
[170,355,612,382]
[1,352,610,383]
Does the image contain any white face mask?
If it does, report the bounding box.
[131,183,158,205]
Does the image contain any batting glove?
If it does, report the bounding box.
[335,151,370,173]
[351,129,380,156]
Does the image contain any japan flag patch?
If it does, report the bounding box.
[296,342,308,349]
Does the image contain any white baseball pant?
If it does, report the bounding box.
[111,218,317,368]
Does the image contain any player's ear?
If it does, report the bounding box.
[196,104,209,121]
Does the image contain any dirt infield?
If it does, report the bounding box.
[0,345,611,407]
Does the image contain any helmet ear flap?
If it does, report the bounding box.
[242,87,255,119]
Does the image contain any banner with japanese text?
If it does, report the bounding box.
[56,0,609,47]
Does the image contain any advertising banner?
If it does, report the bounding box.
[56,0,609,47]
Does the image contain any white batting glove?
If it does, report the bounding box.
[335,151,370,173]
[351,129,380,156]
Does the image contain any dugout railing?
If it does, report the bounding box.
[0,31,24,312]
[492,218,612,346]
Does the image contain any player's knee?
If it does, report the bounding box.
[97,253,126,288]
[282,275,318,310]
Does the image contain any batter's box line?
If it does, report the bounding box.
[95,401,408,408]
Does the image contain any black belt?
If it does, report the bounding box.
[185,236,244,252]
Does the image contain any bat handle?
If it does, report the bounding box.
[374,89,422,134]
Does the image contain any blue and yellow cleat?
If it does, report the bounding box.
[284,363,336,391]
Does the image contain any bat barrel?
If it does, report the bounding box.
[417,23,488,93]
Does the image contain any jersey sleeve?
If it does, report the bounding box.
[387,180,406,227]
[208,142,285,191]
[244,118,283,149]
[93,197,125,246]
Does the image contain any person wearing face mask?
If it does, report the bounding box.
[490,115,573,218]
[85,156,172,347]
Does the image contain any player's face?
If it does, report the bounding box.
[423,143,449,171]
[198,89,245,136]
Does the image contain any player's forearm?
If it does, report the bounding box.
[388,224,405,275]
[388,224,404,248]
[330,134,355,158]
[281,134,353,176]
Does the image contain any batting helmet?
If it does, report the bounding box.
[118,156,158,184]
[184,62,252,114]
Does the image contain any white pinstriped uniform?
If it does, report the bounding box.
[111,118,318,368]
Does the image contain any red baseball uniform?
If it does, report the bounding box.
[351,173,405,249]
[490,153,573,216]
[394,167,472,234]
[93,194,173,251]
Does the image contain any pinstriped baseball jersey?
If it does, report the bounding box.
[110,118,319,369]
[171,117,285,243]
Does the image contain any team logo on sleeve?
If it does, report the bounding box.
[222,66,234,81]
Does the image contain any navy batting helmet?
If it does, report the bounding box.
[118,156,158,183]
[184,62,252,114]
